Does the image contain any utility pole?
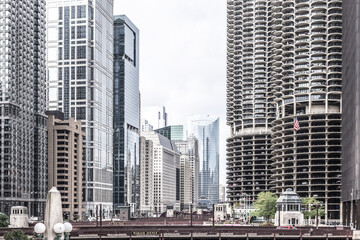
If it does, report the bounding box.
[190,204,193,226]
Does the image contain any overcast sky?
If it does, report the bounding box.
[114,1,228,185]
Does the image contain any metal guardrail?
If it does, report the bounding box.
[0,225,352,239]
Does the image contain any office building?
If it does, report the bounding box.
[155,125,184,141]
[141,119,153,132]
[141,131,180,214]
[47,111,85,221]
[139,136,154,217]
[46,0,114,216]
[142,106,168,129]
[342,0,359,228]
[175,136,199,208]
[180,156,192,211]
[0,0,47,217]
[187,115,219,203]
[219,184,226,202]
[226,0,342,222]
[113,15,140,217]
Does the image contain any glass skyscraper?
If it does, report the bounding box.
[46,0,114,216]
[187,115,219,203]
[0,0,47,218]
[155,125,184,141]
[113,15,140,217]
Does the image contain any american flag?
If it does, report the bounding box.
[294,116,300,131]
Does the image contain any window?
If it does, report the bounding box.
[76,107,86,120]
[71,26,76,39]
[58,68,63,81]
[77,67,86,79]
[58,88,63,101]
[71,46,75,59]
[71,87,75,100]
[71,108,75,118]
[77,87,86,100]
[58,27,63,40]
[77,46,86,59]
[77,5,86,18]
[58,47,62,60]
[59,7,63,20]
[71,67,75,80]
[77,26,86,39]
[71,6,75,19]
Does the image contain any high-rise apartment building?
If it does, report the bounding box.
[46,0,114,216]
[227,0,342,222]
[226,0,274,206]
[0,0,47,217]
[155,125,184,141]
[113,15,140,217]
[139,136,154,217]
[141,106,168,130]
[342,0,360,228]
[141,131,181,214]
[47,111,85,221]
[175,136,199,208]
[187,115,219,203]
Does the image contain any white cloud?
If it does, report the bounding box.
[114,0,229,185]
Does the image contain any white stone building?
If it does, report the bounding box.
[275,189,304,226]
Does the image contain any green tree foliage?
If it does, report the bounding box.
[252,192,277,222]
[4,230,30,240]
[0,213,9,228]
[302,197,325,219]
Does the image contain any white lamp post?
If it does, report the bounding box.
[34,222,72,240]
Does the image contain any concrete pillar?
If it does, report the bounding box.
[44,187,64,240]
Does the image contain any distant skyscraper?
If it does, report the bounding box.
[187,115,219,203]
[47,111,85,221]
[113,15,140,217]
[227,0,342,222]
[155,125,184,141]
[0,0,47,217]
[46,0,114,216]
[139,136,154,217]
[141,131,181,214]
[141,119,153,132]
[142,106,168,129]
[175,136,199,209]
[342,0,359,228]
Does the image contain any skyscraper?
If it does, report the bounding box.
[46,0,114,216]
[141,131,181,214]
[227,0,342,222]
[0,0,47,217]
[175,136,199,209]
[139,136,154,217]
[47,111,85,221]
[187,115,219,203]
[226,0,274,205]
[155,125,184,141]
[141,106,168,130]
[342,0,359,228]
[113,15,140,217]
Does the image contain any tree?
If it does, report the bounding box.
[4,230,30,240]
[0,213,9,228]
[302,197,325,220]
[252,192,277,222]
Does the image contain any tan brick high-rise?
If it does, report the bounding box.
[47,111,85,221]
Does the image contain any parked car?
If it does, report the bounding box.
[276,226,297,230]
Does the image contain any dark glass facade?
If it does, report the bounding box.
[113,15,140,217]
[155,125,184,141]
[342,0,360,228]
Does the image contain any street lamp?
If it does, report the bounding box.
[310,201,323,229]
[34,222,73,240]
